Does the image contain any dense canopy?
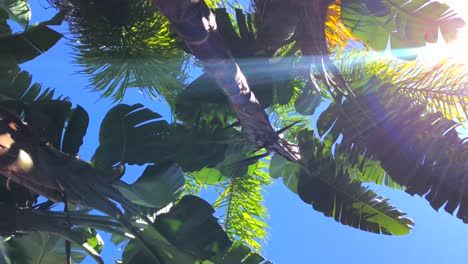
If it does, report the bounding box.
[0,0,467,263]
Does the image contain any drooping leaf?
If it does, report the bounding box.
[317,76,468,222]
[4,231,102,264]
[342,0,465,59]
[26,100,72,148]
[154,195,232,260]
[296,130,414,235]
[0,12,63,64]
[122,195,232,263]
[93,103,237,174]
[61,105,89,156]
[113,163,185,208]
[0,66,55,102]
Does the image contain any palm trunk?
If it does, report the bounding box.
[153,0,298,161]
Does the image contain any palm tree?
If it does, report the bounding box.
[0,0,467,263]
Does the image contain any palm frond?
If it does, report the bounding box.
[334,48,468,122]
[213,159,272,252]
[49,0,187,102]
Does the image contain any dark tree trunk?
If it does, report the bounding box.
[153,0,298,161]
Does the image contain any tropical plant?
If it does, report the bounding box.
[0,0,467,263]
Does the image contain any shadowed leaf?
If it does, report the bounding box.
[296,130,414,235]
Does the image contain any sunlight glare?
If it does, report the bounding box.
[418,0,468,62]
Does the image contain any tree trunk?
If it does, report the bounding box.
[153,0,298,161]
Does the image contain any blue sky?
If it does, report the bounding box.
[16,1,468,263]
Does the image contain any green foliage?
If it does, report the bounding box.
[0,0,30,28]
[214,159,272,251]
[5,232,97,264]
[317,76,468,221]
[294,82,322,116]
[113,163,185,208]
[296,130,414,235]
[2,1,468,263]
[92,103,170,168]
[0,11,63,64]
[122,195,232,263]
[51,0,187,101]
[269,154,300,193]
[334,48,468,122]
[153,196,232,260]
[342,0,465,59]
[92,103,236,171]
[62,105,89,156]
[208,241,272,264]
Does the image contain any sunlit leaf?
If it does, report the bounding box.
[342,0,465,59]
[0,0,30,27]
[317,76,468,222]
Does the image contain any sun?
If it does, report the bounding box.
[417,0,468,62]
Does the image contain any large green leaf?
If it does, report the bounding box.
[0,9,11,36]
[171,123,234,172]
[92,103,171,168]
[0,0,30,27]
[191,167,226,185]
[113,163,185,208]
[296,130,414,235]
[342,0,465,59]
[269,154,300,193]
[317,76,468,222]
[0,12,63,64]
[4,231,102,264]
[26,100,72,148]
[122,195,232,263]
[0,82,87,155]
[0,66,55,102]
[61,105,89,156]
[92,104,235,172]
